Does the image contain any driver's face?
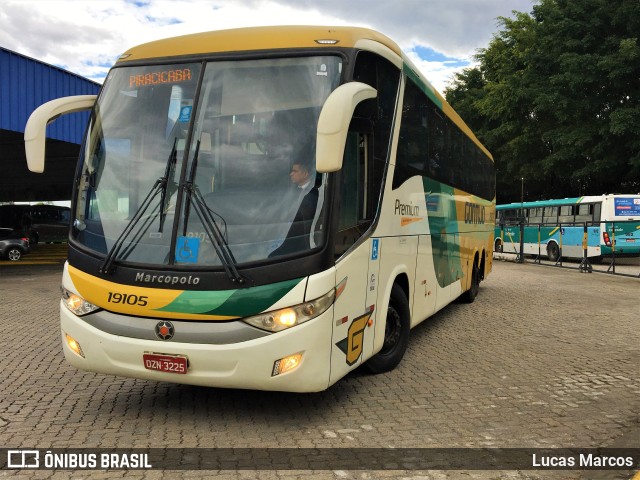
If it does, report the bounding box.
[289,164,309,186]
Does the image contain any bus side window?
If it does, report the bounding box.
[504,208,522,223]
[559,205,574,223]
[576,204,594,223]
[335,132,368,258]
[543,206,558,224]
[353,51,400,218]
[393,79,427,188]
[393,78,493,199]
[529,207,543,224]
[593,203,601,222]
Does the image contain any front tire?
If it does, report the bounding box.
[547,242,560,262]
[7,248,22,261]
[364,284,410,374]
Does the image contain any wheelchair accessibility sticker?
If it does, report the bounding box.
[371,238,379,260]
[178,106,192,123]
[175,236,200,263]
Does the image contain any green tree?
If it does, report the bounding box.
[446,0,640,203]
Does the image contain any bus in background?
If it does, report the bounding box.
[0,204,71,244]
[495,195,640,261]
[23,26,495,392]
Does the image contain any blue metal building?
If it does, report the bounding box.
[0,47,101,201]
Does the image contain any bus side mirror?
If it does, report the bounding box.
[316,82,377,173]
[24,95,97,173]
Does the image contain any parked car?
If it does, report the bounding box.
[0,228,30,261]
[0,204,70,244]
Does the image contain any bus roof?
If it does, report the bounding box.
[497,194,640,210]
[117,26,403,63]
[497,198,583,210]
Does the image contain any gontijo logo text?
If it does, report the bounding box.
[464,202,486,224]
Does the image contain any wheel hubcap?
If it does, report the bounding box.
[382,307,401,351]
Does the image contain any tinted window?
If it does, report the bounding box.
[394,79,495,199]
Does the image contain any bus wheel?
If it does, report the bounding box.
[461,262,480,303]
[364,284,410,374]
[546,242,560,262]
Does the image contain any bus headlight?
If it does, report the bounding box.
[61,287,100,316]
[243,288,335,333]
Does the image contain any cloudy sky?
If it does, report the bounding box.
[0,0,533,93]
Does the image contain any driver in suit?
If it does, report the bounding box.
[269,160,319,257]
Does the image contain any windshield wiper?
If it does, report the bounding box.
[99,139,178,274]
[182,140,247,285]
[158,139,178,232]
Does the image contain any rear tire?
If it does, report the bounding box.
[460,262,480,303]
[364,284,410,374]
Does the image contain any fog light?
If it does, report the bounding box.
[65,333,85,358]
[272,352,303,376]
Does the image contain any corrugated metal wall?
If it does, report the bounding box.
[0,47,101,144]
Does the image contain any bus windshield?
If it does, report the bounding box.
[72,56,342,268]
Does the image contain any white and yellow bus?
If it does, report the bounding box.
[25,26,495,392]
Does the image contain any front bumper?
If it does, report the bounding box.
[60,302,334,392]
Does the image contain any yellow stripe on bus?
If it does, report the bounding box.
[67,265,236,321]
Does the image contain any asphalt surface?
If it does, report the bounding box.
[0,252,638,479]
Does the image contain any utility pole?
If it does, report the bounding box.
[517,177,525,263]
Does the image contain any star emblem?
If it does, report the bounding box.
[155,321,174,340]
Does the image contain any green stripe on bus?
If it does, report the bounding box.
[155,277,304,317]
[423,177,463,288]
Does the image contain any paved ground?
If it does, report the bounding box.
[0,259,638,479]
